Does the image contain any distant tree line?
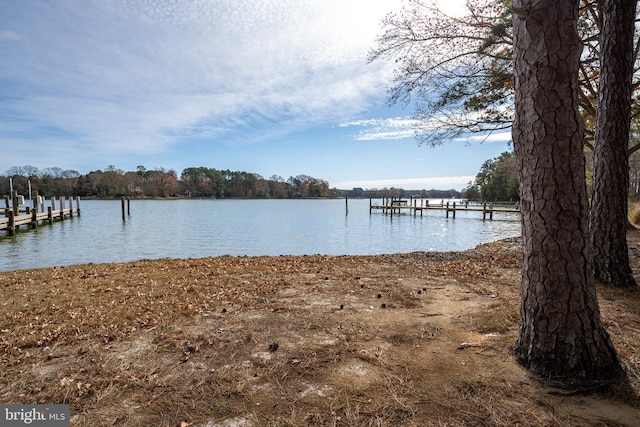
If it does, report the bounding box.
[340,187,461,199]
[0,165,332,199]
[0,164,470,201]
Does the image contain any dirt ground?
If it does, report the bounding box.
[1,232,640,426]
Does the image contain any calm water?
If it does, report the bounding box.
[0,199,521,272]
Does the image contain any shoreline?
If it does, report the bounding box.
[0,234,524,274]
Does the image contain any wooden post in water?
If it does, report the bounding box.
[345,197,348,216]
[60,196,65,220]
[30,208,37,229]
[8,210,15,235]
[127,196,131,216]
[4,195,9,209]
[446,201,450,219]
[68,196,74,217]
[121,197,126,221]
[47,206,53,224]
[12,191,19,215]
[452,201,456,219]
[482,202,487,220]
[76,196,81,216]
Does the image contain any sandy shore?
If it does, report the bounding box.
[1,235,639,426]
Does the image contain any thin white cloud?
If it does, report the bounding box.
[332,176,475,190]
[340,115,514,144]
[467,130,513,143]
[340,117,420,140]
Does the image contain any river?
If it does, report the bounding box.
[0,199,521,272]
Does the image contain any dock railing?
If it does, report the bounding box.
[369,197,519,220]
[1,192,81,235]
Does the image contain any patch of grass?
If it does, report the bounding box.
[472,303,520,335]
[629,202,640,227]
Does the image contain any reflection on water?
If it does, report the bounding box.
[0,199,521,271]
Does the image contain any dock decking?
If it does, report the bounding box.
[369,198,519,220]
[1,195,81,235]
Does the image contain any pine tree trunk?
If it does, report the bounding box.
[589,0,637,288]
[511,0,623,384]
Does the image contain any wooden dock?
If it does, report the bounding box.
[369,198,519,220]
[1,194,81,235]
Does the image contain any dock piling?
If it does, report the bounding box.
[30,209,37,229]
[369,198,518,220]
[8,210,15,235]
[1,195,81,234]
[12,191,19,216]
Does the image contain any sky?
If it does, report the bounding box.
[0,0,512,191]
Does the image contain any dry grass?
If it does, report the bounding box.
[629,202,640,227]
[1,236,639,426]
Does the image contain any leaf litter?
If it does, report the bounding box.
[0,235,639,426]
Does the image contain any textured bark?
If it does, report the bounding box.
[512,0,623,384]
[589,0,637,288]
